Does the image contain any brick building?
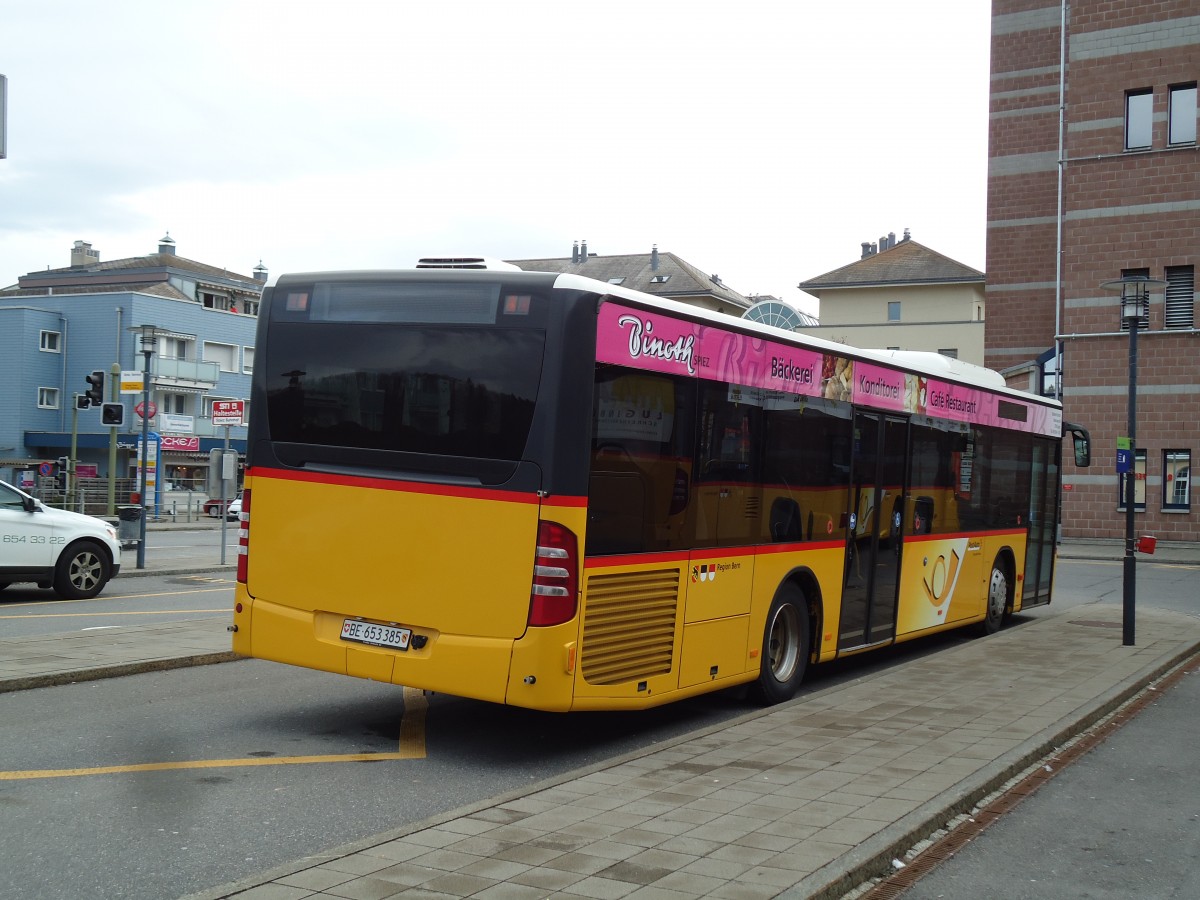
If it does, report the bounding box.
[987,1,1198,540]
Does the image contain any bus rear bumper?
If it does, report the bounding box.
[234,593,515,705]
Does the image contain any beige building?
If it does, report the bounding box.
[795,232,986,365]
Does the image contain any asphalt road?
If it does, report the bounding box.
[0,556,1195,899]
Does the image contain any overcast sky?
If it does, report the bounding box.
[0,1,990,316]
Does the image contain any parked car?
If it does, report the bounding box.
[0,479,122,600]
[203,496,237,518]
[226,494,243,521]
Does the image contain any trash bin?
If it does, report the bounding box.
[117,505,143,543]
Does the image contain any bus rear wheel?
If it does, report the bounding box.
[752,585,810,705]
[981,561,1008,635]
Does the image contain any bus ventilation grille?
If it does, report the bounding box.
[580,568,679,686]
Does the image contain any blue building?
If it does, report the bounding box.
[0,235,262,500]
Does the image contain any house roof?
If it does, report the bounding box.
[508,249,752,310]
[0,281,193,301]
[8,250,263,297]
[798,239,984,292]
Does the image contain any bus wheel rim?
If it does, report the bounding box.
[988,568,1007,620]
[768,605,800,681]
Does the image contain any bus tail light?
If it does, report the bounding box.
[528,520,578,627]
[235,489,251,584]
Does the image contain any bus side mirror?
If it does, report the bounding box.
[1069,427,1091,468]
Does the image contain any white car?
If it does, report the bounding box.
[0,479,122,600]
[226,493,243,521]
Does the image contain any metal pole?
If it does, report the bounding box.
[1122,313,1138,646]
[220,425,230,566]
[107,362,119,516]
[136,345,151,569]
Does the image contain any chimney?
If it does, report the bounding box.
[158,232,176,255]
[71,240,99,267]
[888,231,896,248]
[879,234,889,252]
[651,244,660,271]
[903,227,911,242]
[571,241,579,263]
[861,242,873,259]
[253,260,268,284]
[580,239,588,261]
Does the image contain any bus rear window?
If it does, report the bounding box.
[265,322,545,461]
[304,281,504,324]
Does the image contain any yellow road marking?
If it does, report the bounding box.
[0,586,233,611]
[400,686,428,756]
[2,688,430,781]
[0,750,424,781]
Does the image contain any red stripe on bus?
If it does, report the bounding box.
[903,528,1027,543]
[248,466,587,507]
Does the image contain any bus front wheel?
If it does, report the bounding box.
[752,585,810,705]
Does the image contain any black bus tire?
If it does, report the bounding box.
[981,559,1008,635]
[752,584,810,705]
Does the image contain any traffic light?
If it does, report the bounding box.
[101,402,125,426]
[76,394,91,410]
[85,370,105,405]
[56,456,69,492]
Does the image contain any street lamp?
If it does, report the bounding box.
[136,324,158,569]
[1100,275,1166,646]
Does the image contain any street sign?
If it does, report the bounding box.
[135,400,158,419]
[1116,436,1131,474]
[211,399,245,426]
[120,370,146,394]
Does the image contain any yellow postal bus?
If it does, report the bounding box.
[231,262,1089,711]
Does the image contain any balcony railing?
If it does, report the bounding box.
[150,357,220,388]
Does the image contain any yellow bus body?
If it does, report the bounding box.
[234,471,1033,712]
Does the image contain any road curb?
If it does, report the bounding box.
[0,651,240,695]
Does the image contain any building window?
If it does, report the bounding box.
[606,277,625,285]
[38,387,59,409]
[887,301,901,322]
[243,346,255,375]
[1164,265,1194,329]
[1164,450,1190,511]
[162,393,188,415]
[1169,83,1197,146]
[203,341,238,373]
[1125,89,1153,150]
[649,274,671,284]
[938,348,959,359]
[160,336,190,360]
[39,330,61,352]
[1117,449,1146,512]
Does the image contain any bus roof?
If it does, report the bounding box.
[267,267,1056,411]
[550,270,1049,408]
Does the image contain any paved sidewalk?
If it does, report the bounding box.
[3,533,1199,899]
[163,602,1198,900]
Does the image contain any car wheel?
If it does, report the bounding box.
[53,540,110,600]
[751,584,810,705]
